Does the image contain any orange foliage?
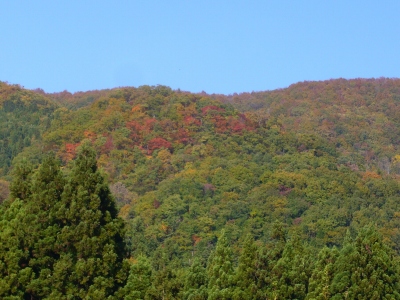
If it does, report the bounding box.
[62,143,80,162]
[192,234,202,245]
[84,130,96,140]
[202,105,225,115]
[362,171,382,180]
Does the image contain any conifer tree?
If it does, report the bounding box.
[207,230,235,300]
[0,155,64,298]
[306,246,339,300]
[0,145,129,299]
[122,255,152,300]
[268,231,313,300]
[146,242,183,299]
[254,221,287,299]
[183,257,208,300]
[330,226,400,299]
[51,143,128,298]
[232,234,258,300]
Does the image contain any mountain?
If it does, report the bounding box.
[1,78,400,298]
[1,79,400,246]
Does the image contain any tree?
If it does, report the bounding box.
[330,226,400,299]
[232,234,258,300]
[52,143,128,298]
[207,230,235,300]
[183,257,208,300]
[268,231,313,300]
[0,144,129,299]
[306,246,339,300]
[122,255,152,300]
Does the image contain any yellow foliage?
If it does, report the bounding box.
[118,204,131,220]
[131,105,143,113]
[160,223,169,233]
[157,149,171,162]
[393,154,400,164]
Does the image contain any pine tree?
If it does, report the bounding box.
[207,230,235,300]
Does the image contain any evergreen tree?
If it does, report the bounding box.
[0,145,129,299]
[254,221,287,299]
[183,257,208,300]
[146,243,183,300]
[51,143,128,298]
[0,155,64,299]
[122,255,152,300]
[330,226,400,299]
[207,230,235,300]
[306,246,339,300]
[232,234,258,300]
[268,231,313,300]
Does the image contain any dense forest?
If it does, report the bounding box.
[0,78,400,298]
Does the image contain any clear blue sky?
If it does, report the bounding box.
[1,1,399,94]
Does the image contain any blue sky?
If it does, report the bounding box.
[1,1,399,94]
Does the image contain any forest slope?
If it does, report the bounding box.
[1,79,400,257]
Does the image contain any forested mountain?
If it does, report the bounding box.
[1,78,400,298]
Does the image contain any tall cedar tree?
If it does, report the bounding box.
[183,257,208,300]
[207,230,235,300]
[306,246,339,300]
[0,145,129,299]
[232,234,258,300]
[330,226,400,299]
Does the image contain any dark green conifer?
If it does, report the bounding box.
[254,221,287,299]
[268,231,313,300]
[0,145,129,299]
[207,230,235,300]
[306,246,339,300]
[183,257,208,300]
[51,143,128,298]
[232,234,258,300]
[122,255,152,300]
[330,226,400,299]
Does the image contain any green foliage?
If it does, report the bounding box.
[0,145,128,299]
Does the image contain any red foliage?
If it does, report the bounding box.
[102,136,114,153]
[174,128,190,145]
[126,120,143,132]
[147,137,172,154]
[126,120,143,143]
[144,118,157,131]
[65,143,79,154]
[184,116,201,126]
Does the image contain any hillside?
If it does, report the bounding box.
[1,79,400,298]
